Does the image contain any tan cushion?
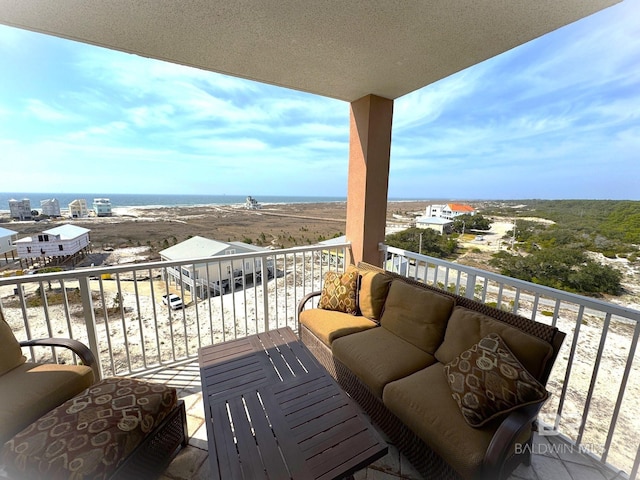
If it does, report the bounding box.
[358,270,392,320]
[332,327,436,398]
[1,377,177,480]
[383,363,497,480]
[379,280,454,354]
[0,317,26,375]
[318,265,359,314]
[0,362,95,445]
[444,333,549,428]
[434,306,554,380]
[299,309,378,346]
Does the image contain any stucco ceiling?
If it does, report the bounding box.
[0,0,620,102]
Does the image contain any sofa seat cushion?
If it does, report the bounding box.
[383,363,500,480]
[332,327,436,398]
[434,306,554,380]
[0,362,95,445]
[299,309,378,347]
[379,280,454,354]
[1,377,178,480]
[358,270,393,321]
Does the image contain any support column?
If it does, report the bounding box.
[346,94,393,266]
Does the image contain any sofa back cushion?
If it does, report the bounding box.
[434,306,554,380]
[0,317,26,376]
[358,270,393,321]
[380,280,455,354]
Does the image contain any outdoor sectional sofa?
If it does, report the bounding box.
[298,262,565,480]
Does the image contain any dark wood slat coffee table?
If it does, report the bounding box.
[199,327,388,480]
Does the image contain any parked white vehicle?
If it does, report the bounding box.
[162,294,183,310]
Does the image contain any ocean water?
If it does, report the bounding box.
[0,193,348,212]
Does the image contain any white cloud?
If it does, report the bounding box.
[25,99,76,122]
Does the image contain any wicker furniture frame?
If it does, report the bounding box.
[111,399,188,480]
[298,262,566,480]
[19,336,100,381]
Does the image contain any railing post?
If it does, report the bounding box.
[261,256,270,332]
[378,242,387,268]
[465,272,476,299]
[78,275,103,379]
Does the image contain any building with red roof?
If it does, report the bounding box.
[425,203,475,220]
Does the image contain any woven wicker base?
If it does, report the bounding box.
[111,400,188,480]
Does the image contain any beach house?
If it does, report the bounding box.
[8,199,32,221]
[426,203,475,220]
[14,224,90,266]
[93,198,112,217]
[0,227,18,263]
[160,236,273,297]
[415,216,454,234]
[68,198,89,218]
[40,198,61,217]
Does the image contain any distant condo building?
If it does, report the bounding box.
[40,198,61,217]
[69,199,89,218]
[93,198,112,217]
[8,198,32,221]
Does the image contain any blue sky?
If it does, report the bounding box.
[0,1,639,200]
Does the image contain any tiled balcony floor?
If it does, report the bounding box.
[136,361,624,480]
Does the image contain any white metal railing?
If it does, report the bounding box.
[382,245,640,479]
[0,243,349,380]
[3,240,639,477]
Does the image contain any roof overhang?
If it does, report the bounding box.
[0,0,621,102]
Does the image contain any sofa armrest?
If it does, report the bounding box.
[297,291,322,319]
[20,337,100,381]
[482,402,542,478]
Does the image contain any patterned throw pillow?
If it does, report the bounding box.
[318,267,359,315]
[443,333,549,427]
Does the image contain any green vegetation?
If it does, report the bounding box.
[484,200,640,257]
[484,201,634,295]
[451,214,492,233]
[489,248,623,296]
[387,200,637,297]
[385,228,457,259]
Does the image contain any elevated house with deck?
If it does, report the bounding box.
[8,199,32,221]
[93,198,112,217]
[160,236,273,297]
[40,198,61,217]
[0,227,18,263]
[14,224,91,267]
[68,198,89,218]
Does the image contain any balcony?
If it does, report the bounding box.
[1,243,637,479]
